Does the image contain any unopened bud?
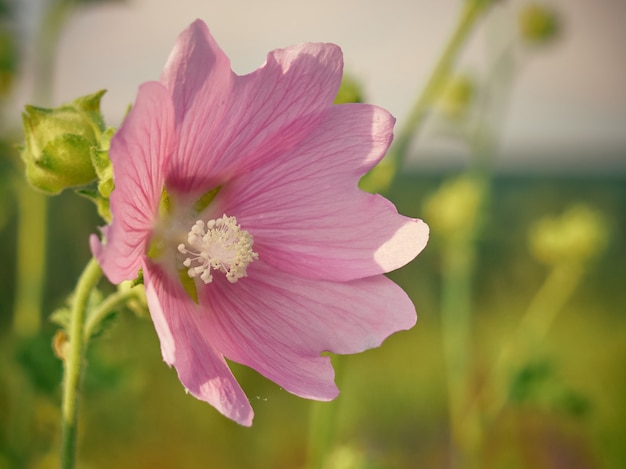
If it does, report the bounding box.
[528,204,608,266]
[436,74,476,120]
[518,3,560,45]
[20,90,106,194]
[423,175,485,240]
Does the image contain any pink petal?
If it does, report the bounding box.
[91,82,174,283]
[197,261,416,401]
[143,261,254,426]
[160,19,343,195]
[211,104,429,282]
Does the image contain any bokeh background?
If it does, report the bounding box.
[1,0,625,468]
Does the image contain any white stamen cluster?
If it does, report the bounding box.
[177,215,258,284]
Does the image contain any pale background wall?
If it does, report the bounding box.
[14,0,626,172]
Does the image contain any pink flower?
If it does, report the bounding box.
[91,19,429,426]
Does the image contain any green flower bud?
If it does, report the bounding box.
[423,175,485,240]
[435,74,476,120]
[528,204,608,266]
[20,90,106,194]
[518,3,560,45]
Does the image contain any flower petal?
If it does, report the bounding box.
[160,19,342,195]
[143,261,254,426]
[91,81,174,283]
[212,104,429,282]
[159,19,232,195]
[197,261,416,401]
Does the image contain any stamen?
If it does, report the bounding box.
[178,214,258,284]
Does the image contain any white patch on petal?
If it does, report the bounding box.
[373,220,429,271]
[178,215,258,284]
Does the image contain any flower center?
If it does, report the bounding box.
[177,214,258,284]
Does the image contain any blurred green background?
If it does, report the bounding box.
[1,0,625,468]
[1,172,624,468]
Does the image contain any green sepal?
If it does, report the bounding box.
[50,306,71,330]
[71,89,107,126]
[131,270,144,287]
[124,277,149,318]
[76,186,111,223]
[90,127,115,198]
[50,287,112,339]
[159,188,171,219]
[75,126,115,222]
[178,268,199,304]
[94,151,114,198]
[193,186,221,213]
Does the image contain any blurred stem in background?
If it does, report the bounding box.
[425,173,487,469]
[440,234,479,467]
[484,204,609,421]
[486,262,585,420]
[425,3,567,467]
[358,1,495,467]
[392,0,492,166]
[360,0,493,195]
[306,357,345,469]
[12,0,77,338]
[422,1,523,465]
[32,0,77,105]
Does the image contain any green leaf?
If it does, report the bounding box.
[50,306,71,330]
[508,359,553,403]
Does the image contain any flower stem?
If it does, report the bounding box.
[33,0,76,104]
[392,0,491,165]
[306,356,344,469]
[83,286,141,341]
[486,262,584,419]
[306,402,337,469]
[518,263,584,343]
[60,257,102,469]
[440,236,481,469]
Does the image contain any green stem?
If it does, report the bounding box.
[518,263,583,341]
[306,402,336,469]
[392,0,490,165]
[60,257,102,469]
[33,0,76,104]
[440,237,480,469]
[83,286,140,341]
[486,262,584,420]
[306,356,344,469]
